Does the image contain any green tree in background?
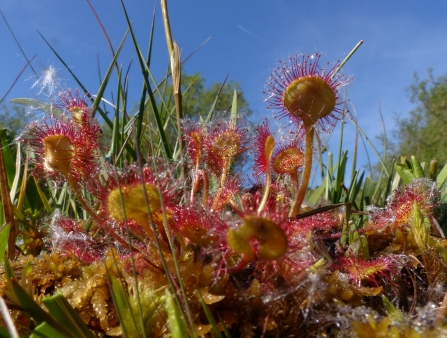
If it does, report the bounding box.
[103,72,253,154]
[0,103,31,135]
[394,70,447,166]
[130,72,252,123]
[179,72,252,118]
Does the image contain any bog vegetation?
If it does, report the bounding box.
[2,2,447,338]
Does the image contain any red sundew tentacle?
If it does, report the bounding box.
[54,89,104,147]
[51,217,105,264]
[21,114,100,185]
[201,169,210,208]
[210,176,240,211]
[264,53,351,138]
[203,119,248,182]
[336,256,399,287]
[95,163,179,252]
[253,119,274,176]
[367,178,439,232]
[173,206,229,247]
[54,88,89,118]
[182,119,205,170]
[253,119,275,214]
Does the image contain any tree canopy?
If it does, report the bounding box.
[394,70,447,166]
[176,72,252,119]
[0,103,31,136]
[102,72,253,153]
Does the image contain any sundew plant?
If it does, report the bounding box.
[3,2,447,338]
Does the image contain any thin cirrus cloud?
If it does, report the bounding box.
[237,25,267,44]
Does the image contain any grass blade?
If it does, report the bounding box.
[136,5,156,144]
[119,0,172,159]
[0,131,15,259]
[91,30,129,123]
[205,74,229,123]
[9,98,63,116]
[30,322,66,338]
[437,162,447,188]
[3,269,73,338]
[0,225,10,265]
[332,40,363,78]
[0,55,36,105]
[109,275,140,338]
[165,289,188,338]
[348,117,390,177]
[0,297,19,338]
[198,290,224,338]
[42,294,95,338]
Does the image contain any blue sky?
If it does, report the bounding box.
[1,0,447,176]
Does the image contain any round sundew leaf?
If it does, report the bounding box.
[228,215,288,261]
[107,183,161,225]
[283,76,336,126]
[244,215,288,260]
[198,287,225,305]
[272,147,305,175]
[68,107,84,124]
[256,224,288,260]
[227,227,253,254]
[179,223,219,246]
[212,130,241,160]
[43,134,74,176]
